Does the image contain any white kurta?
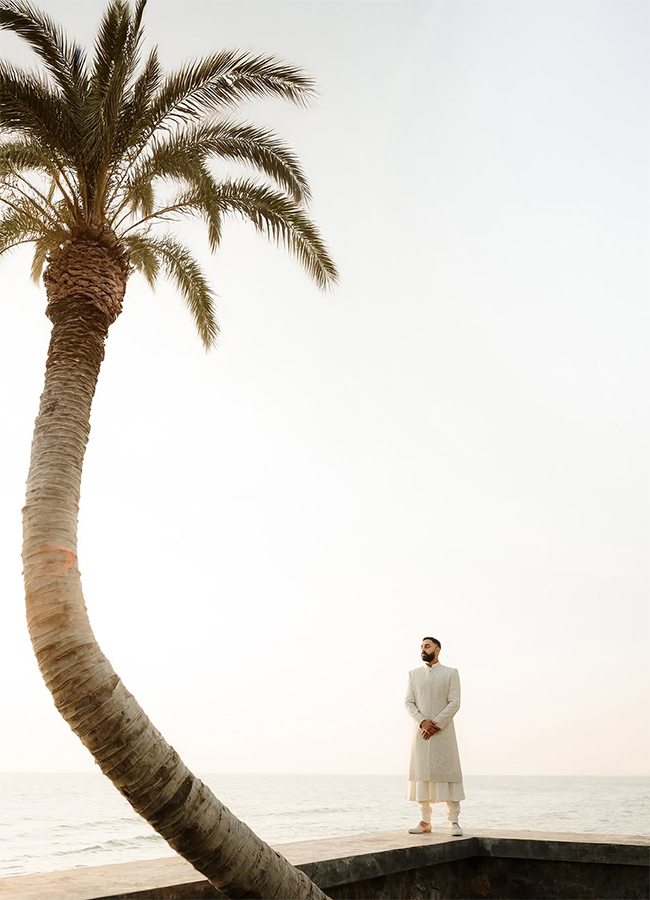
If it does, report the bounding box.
[405,662,465,802]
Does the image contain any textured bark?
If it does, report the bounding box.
[22,239,329,900]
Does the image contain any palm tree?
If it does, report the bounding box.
[0,1,336,896]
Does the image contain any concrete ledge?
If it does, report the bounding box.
[281,830,479,888]
[1,829,648,900]
[475,830,649,867]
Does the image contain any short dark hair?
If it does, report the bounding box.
[422,636,441,650]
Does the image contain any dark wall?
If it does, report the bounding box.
[325,857,650,900]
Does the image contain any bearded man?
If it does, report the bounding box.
[405,636,465,836]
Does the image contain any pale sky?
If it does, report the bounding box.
[0,0,648,777]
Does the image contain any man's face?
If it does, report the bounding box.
[421,640,438,663]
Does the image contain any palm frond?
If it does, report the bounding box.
[142,51,315,141]
[200,120,311,202]
[120,120,311,205]
[0,137,57,174]
[127,233,218,347]
[0,62,76,155]
[0,0,87,109]
[120,231,159,287]
[30,226,66,281]
[127,178,154,219]
[98,4,135,135]
[0,139,81,218]
[83,1,130,169]
[119,176,337,290]
[29,232,48,280]
[83,1,153,218]
[0,178,58,231]
[89,0,128,95]
[0,198,44,254]
[212,178,338,289]
[0,139,73,213]
[115,155,223,251]
[0,139,59,208]
[119,190,206,232]
[90,0,147,130]
[51,195,75,230]
[112,45,161,159]
[114,141,210,213]
[123,0,147,88]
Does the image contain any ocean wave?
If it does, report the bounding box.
[4,818,144,843]
[0,865,24,877]
[52,834,165,856]
[55,816,140,831]
[3,833,164,863]
[258,806,352,817]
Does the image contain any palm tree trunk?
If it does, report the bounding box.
[22,239,329,900]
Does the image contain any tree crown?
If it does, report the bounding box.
[0,0,337,346]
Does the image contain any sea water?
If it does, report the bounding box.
[0,773,648,877]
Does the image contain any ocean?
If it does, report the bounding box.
[0,773,648,878]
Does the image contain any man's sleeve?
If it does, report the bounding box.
[433,668,461,730]
[405,672,426,726]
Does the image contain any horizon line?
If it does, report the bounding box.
[1,771,648,778]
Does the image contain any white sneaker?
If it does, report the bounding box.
[450,822,463,836]
[408,823,432,834]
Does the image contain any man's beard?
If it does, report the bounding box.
[421,651,436,662]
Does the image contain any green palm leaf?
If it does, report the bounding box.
[212,178,338,290]
[125,233,218,347]
[0,197,45,254]
[113,45,161,158]
[0,137,57,174]
[0,0,87,109]
[119,120,311,206]
[141,51,315,139]
[29,226,66,281]
[121,231,159,287]
[0,61,76,157]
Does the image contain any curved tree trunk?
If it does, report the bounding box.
[22,239,329,900]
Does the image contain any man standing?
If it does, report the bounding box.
[405,636,465,836]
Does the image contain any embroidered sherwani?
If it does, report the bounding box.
[405,662,465,802]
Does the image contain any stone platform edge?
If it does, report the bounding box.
[1,828,648,900]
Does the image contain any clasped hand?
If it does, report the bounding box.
[420,719,440,740]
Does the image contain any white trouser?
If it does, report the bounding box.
[418,799,460,824]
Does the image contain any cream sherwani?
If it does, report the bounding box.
[405,662,465,802]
